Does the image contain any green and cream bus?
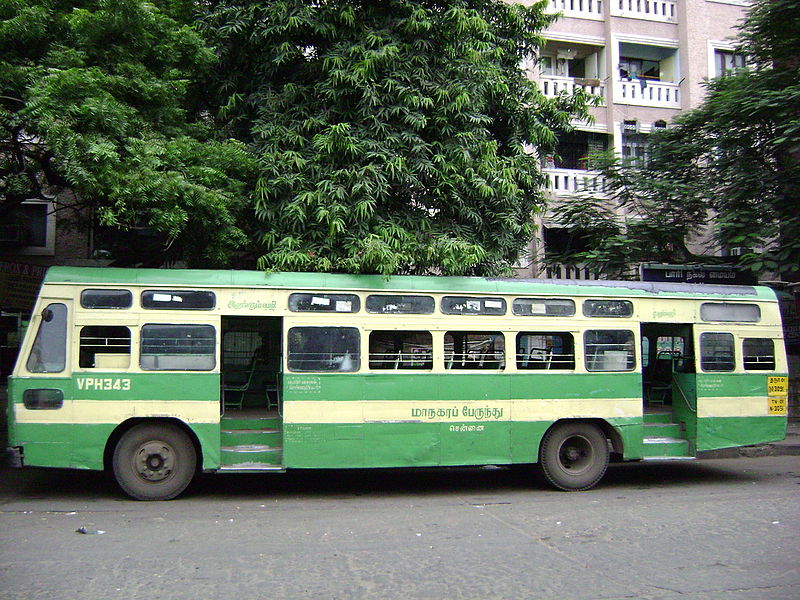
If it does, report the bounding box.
[6,267,788,500]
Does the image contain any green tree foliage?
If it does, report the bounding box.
[0,0,256,266]
[548,0,800,280]
[200,0,593,275]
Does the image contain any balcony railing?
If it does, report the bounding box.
[615,79,680,108]
[611,0,677,22]
[544,263,603,280]
[547,0,604,20]
[544,168,607,196]
[539,75,606,102]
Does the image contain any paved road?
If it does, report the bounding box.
[1,457,799,600]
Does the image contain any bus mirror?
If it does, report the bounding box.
[42,308,54,322]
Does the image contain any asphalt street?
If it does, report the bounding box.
[1,455,799,600]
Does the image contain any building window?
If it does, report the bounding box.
[619,57,660,81]
[622,131,649,165]
[715,49,745,76]
[369,331,433,370]
[1,200,56,256]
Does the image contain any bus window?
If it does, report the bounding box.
[700,332,735,371]
[26,303,68,373]
[140,324,216,371]
[444,332,505,369]
[79,325,131,368]
[369,331,433,369]
[517,332,575,370]
[366,295,435,314]
[583,300,633,318]
[512,298,575,317]
[141,290,216,310]
[289,293,360,313]
[584,330,635,371]
[80,289,133,309]
[288,326,360,372]
[743,338,775,370]
[441,297,506,315]
[700,303,760,323]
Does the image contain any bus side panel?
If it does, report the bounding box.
[11,372,221,470]
[282,372,645,467]
[9,376,75,468]
[695,373,788,451]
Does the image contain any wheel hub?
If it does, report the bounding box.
[558,435,593,472]
[134,441,175,482]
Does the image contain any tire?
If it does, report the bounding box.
[540,422,609,491]
[112,423,196,501]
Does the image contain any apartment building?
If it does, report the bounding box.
[516,0,750,278]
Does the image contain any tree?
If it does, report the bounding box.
[547,0,800,280]
[200,0,593,275]
[0,0,256,266]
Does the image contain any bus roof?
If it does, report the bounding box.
[41,266,776,301]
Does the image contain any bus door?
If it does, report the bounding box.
[641,323,698,446]
[10,300,75,468]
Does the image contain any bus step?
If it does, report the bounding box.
[217,463,285,472]
[221,444,282,466]
[642,436,691,458]
[643,422,683,438]
[221,428,281,446]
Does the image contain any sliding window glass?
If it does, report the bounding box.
[369,331,433,370]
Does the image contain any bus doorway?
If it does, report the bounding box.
[219,316,284,470]
[641,323,697,457]
[221,316,283,414]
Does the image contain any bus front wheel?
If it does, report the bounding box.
[540,422,609,491]
[112,423,196,501]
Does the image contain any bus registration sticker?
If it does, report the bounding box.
[767,376,788,415]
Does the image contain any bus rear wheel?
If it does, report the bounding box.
[112,423,196,501]
[540,422,609,491]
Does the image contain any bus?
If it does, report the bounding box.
[6,267,788,500]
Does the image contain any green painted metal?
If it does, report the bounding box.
[696,416,786,451]
[42,266,777,300]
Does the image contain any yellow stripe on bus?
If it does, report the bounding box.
[15,400,219,424]
[696,396,774,418]
[283,398,643,424]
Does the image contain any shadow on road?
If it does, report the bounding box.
[0,458,770,503]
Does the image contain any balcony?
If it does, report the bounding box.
[615,78,679,108]
[544,168,608,197]
[539,75,606,103]
[611,0,677,22]
[546,0,604,20]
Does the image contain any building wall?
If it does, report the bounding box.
[517,0,749,278]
